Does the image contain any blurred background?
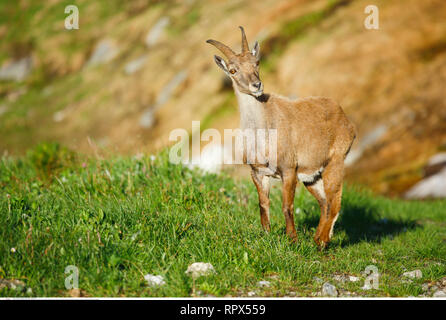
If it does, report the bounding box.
[0,0,445,199]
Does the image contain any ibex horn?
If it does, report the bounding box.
[206,39,236,60]
[239,26,249,53]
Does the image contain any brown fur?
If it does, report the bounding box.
[207,27,356,248]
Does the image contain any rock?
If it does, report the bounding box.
[344,124,388,166]
[185,262,215,278]
[349,276,360,282]
[53,110,66,122]
[139,70,187,129]
[145,17,170,47]
[424,153,446,177]
[0,279,26,291]
[139,108,156,128]
[321,282,338,297]
[402,270,423,279]
[313,276,323,283]
[257,280,271,288]
[405,167,446,200]
[421,283,429,292]
[0,56,33,81]
[156,70,188,107]
[430,285,439,292]
[288,291,297,297]
[405,152,446,200]
[247,291,256,297]
[333,274,348,283]
[433,290,446,297]
[124,55,148,75]
[267,274,279,281]
[144,274,166,287]
[87,39,119,66]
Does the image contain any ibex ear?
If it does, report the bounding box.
[252,41,260,60]
[214,55,229,73]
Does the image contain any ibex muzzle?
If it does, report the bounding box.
[207,27,356,249]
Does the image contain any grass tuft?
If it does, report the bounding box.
[0,147,445,297]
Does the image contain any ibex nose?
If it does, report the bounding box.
[253,82,262,89]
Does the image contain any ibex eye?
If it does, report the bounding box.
[256,61,260,66]
[229,69,236,74]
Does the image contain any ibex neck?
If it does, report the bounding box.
[234,87,267,129]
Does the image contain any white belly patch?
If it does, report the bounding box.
[297,167,324,185]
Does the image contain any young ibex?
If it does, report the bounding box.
[206,27,356,249]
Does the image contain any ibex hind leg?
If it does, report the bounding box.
[312,157,344,249]
[304,178,328,249]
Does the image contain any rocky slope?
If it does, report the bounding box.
[0,0,445,197]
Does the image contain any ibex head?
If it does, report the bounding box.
[207,26,262,97]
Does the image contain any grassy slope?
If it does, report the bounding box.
[1,145,445,297]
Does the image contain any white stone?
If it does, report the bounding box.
[344,124,388,166]
[433,290,446,297]
[145,17,170,47]
[144,274,166,287]
[404,168,446,199]
[139,71,187,129]
[333,274,347,283]
[0,56,33,81]
[139,109,155,128]
[321,282,338,297]
[185,262,215,278]
[427,153,446,166]
[257,280,271,288]
[124,55,148,75]
[87,39,119,66]
[402,269,423,279]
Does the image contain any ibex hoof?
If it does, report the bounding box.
[313,235,328,250]
[287,232,298,244]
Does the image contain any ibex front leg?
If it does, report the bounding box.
[251,170,271,232]
[281,170,298,241]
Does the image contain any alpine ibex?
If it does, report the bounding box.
[206,27,356,249]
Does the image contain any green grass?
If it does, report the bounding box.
[0,144,445,297]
